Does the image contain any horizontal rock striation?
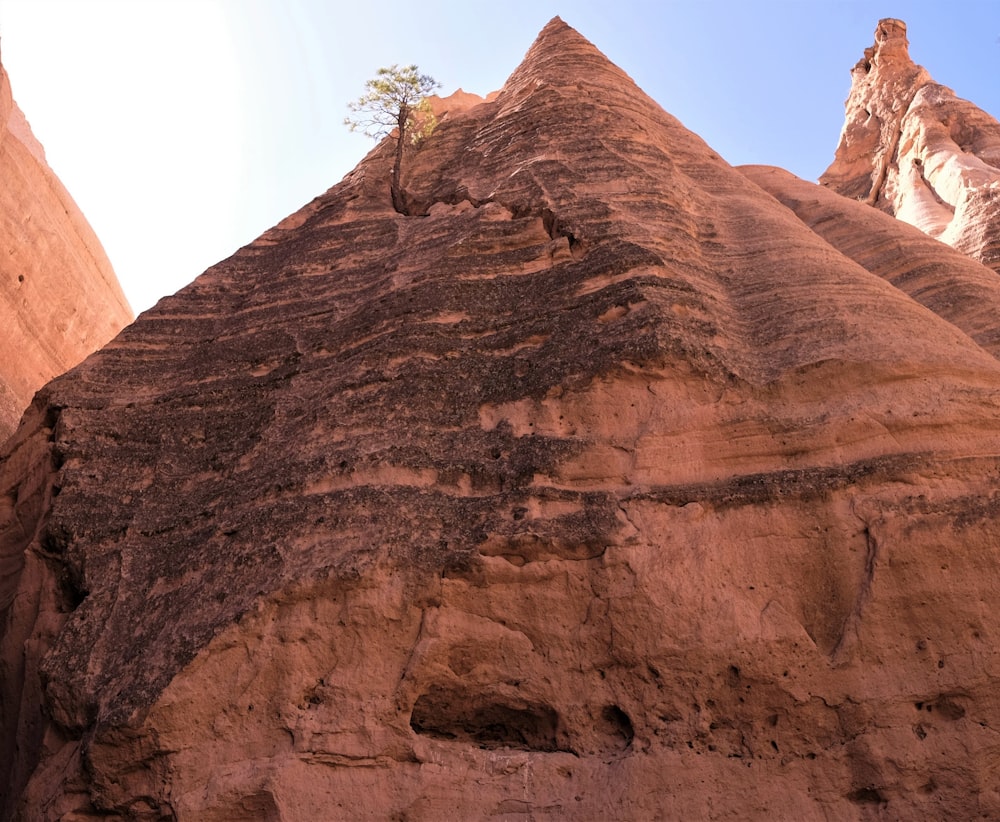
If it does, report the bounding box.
[742,163,1000,356]
[822,18,1000,272]
[0,61,133,442]
[5,16,1000,821]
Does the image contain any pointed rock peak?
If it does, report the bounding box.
[520,16,601,65]
[857,18,913,71]
[849,18,922,83]
[821,18,931,203]
[497,16,633,103]
[823,18,1000,274]
[540,15,569,34]
[526,16,586,48]
[875,17,908,46]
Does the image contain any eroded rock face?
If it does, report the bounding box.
[0,61,133,442]
[822,18,1000,272]
[6,17,1000,821]
[742,163,1000,356]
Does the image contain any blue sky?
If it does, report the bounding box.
[1,1,998,313]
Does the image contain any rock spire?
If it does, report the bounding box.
[822,18,1000,272]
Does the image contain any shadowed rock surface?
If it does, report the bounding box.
[5,17,1000,820]
[0,61,133,442]
[822,18,1000,272]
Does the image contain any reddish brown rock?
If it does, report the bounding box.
[742,163,1000,356]
[0,62,133,443]
[6,17,1000,821]
[822,18,1000,272]
[426,87,497,119]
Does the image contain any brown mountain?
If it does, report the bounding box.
[5,17,1000,820]
[822,18,1000,272]
[0,62,133,442]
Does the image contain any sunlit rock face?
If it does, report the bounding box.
[6,17,1000,821]
[742,163,1000,358]
[822,18,1000,272]
[0,61,133,442]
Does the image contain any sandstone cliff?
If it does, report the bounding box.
[822,18,1000,272]
[0,61,133,443]
[6,17,1000,820]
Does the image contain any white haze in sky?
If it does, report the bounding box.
[1,0,998,313]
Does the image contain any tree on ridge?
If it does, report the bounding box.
[345,65,441,214]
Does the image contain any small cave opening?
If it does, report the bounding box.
[541,208,580,251]
[409,686,561,752]
[599,704,635,749]
[848,787,887,805]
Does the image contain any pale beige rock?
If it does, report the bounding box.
[822,18,1000,272]
[7,17,1000,822]
[0,61,133,442]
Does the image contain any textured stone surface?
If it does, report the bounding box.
[0,61,133,442]
[742,163,1000,357]
[822,18,1000,272]
[6,17,1000,820]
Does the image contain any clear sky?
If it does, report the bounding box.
[1,1,998,313]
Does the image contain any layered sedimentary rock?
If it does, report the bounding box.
[822,18,1000,272]
[743,163,1000,356]
[7,17,1000,821]
[0,62,133,442]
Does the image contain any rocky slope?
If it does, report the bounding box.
[743,163,1000,357]
[6,17,1000,821]
[822,18,1000,272]
[0,61,133,443]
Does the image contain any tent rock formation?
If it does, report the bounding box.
[4,16,1000,821]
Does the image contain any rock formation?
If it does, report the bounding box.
[742,163,1000,357]
[7,16,1000,821]
[822,18,1000,272]
[0,60,133,443]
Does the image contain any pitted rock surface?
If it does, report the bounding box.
[5,17,1000,821]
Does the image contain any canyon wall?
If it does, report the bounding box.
[0,61,133,442]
